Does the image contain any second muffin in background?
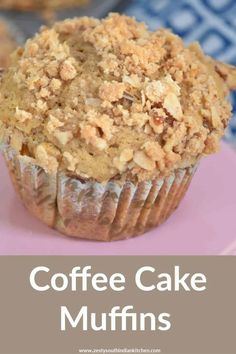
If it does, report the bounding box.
[0,0,88,11]
[0,20,17,68]
[0,13,236,241]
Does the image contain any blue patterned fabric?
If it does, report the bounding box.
[125,0,236,148]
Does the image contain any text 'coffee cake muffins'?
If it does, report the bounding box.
[0,14,236,241]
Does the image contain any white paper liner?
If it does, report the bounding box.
[2,145,197,241]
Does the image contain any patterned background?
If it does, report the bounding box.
[125,0,236,149]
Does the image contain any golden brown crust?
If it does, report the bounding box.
[0,14,235,182]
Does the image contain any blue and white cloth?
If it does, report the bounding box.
[125,0,236,148]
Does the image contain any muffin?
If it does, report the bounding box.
[0,20,17,69]
[0,14,236,241]
[0,0,88,11]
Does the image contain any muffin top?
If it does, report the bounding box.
[0,13,236,182]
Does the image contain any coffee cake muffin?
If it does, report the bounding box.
[0,0,88,11]
[0,20,17,68]
[0,14,236,241]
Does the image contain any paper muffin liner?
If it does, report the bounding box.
[2,145,197,241]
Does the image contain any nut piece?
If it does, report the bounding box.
[143,141,164,161]
[50,78,62,91]
[99,81,125,102]
[80,112,114,151]
[35,143,60,173]
[145,75,181,103]
[143,141,165,171]
[46,115,64,134]
[80,125,108,151]
[120,148,133,162]
[145,80,165,102]
[15,108,32,123]
[54,130,73,145]
[113,148,134,172]
[90,114,114,140]
[60,58,77,81]
[63,151,77,171]
[163,93,183,120]
[133,150,156,171]
[149,108,166,134]
[127,112,149,128]
[46,60,59,78]
[162,74,181,96]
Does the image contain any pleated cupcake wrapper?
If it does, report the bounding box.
[2,145,197,241]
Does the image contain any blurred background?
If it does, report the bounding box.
[1,0,236,148]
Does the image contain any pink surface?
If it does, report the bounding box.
[0,143,236,255]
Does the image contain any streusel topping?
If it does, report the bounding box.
[1,14,236,182]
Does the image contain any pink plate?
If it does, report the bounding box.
[0,143,236,255]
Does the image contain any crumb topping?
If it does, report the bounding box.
[0,14,235,182]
